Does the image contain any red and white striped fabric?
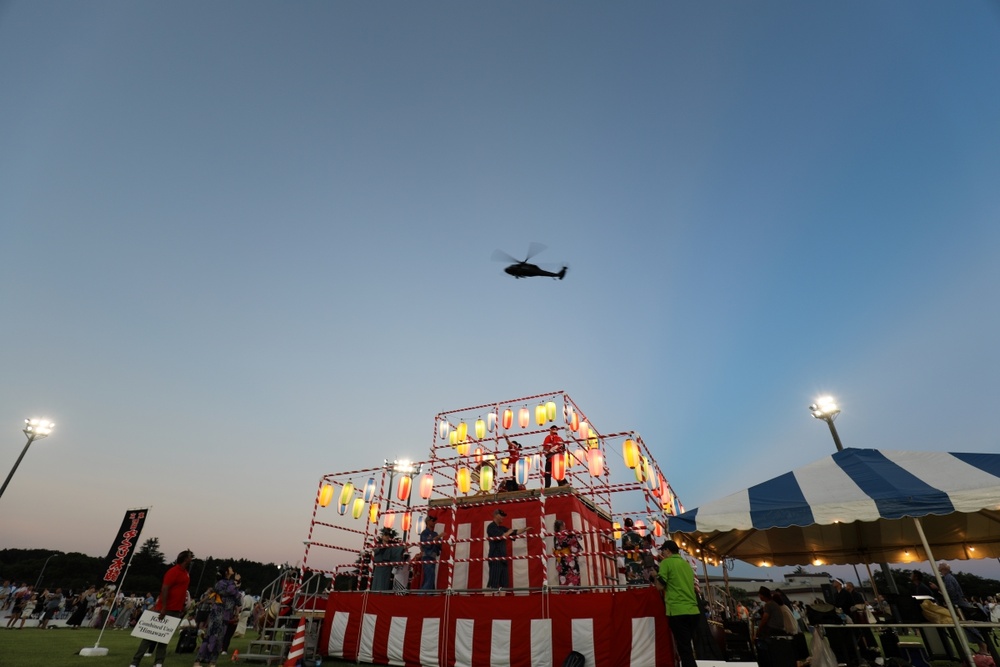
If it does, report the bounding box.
[320,587,673,667]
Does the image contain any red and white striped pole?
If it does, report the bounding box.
[283,616,307,667]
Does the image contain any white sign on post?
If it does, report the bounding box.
[130,610,182,644]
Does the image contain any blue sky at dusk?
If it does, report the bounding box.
[1,2,998,582]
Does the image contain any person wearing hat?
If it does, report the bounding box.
[653,540,700,667]
[486,508,530,591]
[541,425,568,489]
[372,528,405,592]
[419,514,442,590]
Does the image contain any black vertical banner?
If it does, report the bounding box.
[100,508,149,584]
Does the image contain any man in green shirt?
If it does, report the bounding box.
[654,540,700,667]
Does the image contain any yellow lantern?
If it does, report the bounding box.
[457,420,468,442]
[449,429,458,446]
[475,417,486,440]
[587,448,604,477]
[318,484,334,508]
[623,439,639,468]
[535,403,546,426]
[439,419,450,439]
[588,427,598,449]
[456,440,470,456]
[545,400,557,422]
[369,502,379,523]
[383,512,394,529]
[613,521,622,540]
[352,497,365,519]
[480,464,494,492]
[338,481,354,508]
[503,408,513,429]
[518,406,529,428]
[457,467,471,494]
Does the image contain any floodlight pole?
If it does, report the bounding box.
[1,419,55,500]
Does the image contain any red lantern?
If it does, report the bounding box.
[502,408,513,430]
[653,520,664,537]
[474,447,483,464]
[587,448,604,477]
[577,419,588,440]
[402,511,412,532]
[397,476,411,501]
[569,411,579,432]
[518,406,529,428]
[420,473,434,499]
[552,452,566,481]
[383,512,395,529]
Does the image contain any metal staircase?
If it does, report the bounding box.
[240,570,327,665]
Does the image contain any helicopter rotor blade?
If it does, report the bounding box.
[491,249,521,263]
[524,241,548,262]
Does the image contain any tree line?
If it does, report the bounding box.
[0,539,295,597]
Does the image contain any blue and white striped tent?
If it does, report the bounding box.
[667,448,1000,566]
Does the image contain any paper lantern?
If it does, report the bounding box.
[318,484,334,508]
[439,419,450,439]
[518,406,529,428]
[635,519,647,537]
[457,420,468,442]
[588,428,599,449]
[487,412,497,432]
[339,481,355,508]
[587,448,604,477]
[480,464,494,492]
[577,419,588,440]
[501,457,510,473]
[659,477,670,506]
[613,521,622,541]
[475,417,486,440]
[397,475,411,501]
[569,410,579,432]
[369,502,379,523]
[402,512,412,532]
[634,458,647,483]
[352,497,365,519]
[363,477,377,503]
[552,452,566,481]
[573,447,588,467]
[457,467,471,494]
[456,440,470,456]
[449,429,458,446]
[383,512,394,529]
[653,520,664,537]
[515,458,529,485]
[534,403,545,426]
[474,447,483,464]
[545,400,557,422]
[420,473,434,499]
[623,439,639,468]
[502,408,513,429]
[644,459,657,492]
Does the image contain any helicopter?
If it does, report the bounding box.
[491,243,568,280]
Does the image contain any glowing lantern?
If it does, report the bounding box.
[339,481,355,508]
[383,512,394,529]
[588,428,598,449]
[363,477,377,503]
[502,408,513,429]
[518,406,529,428]
[569,410,579,432]
[396,476,412,501]
[449,430,458,446]
[501,457,510,473]
[369,502,379,523]
[545,400,557,422]
[456,440,470,456]
[613,521,622,540]
[515,458,529,485]
[402,512,412,532]
[479,464,494,492]
[622,439,639,468]
[439,419,450,439]
[578,419,588,440]
[659,477,670,506]
[587,448,604,477]
[474,447,483,464]
[318,484,334,508]
[487,412,497,432]
[420,473,434,499]
[644,459,657,492]
[635,519,647,537]
[653,520,664,537]
[457,467,471,494]
[475,417,486,440]
[535,403,546,426]
[352,497,365,519]
[634,458,647,483]
[552,452,566,481]
[573,447,588,467]
[457,420,468,442]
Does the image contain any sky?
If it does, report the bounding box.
[1,2,999,583]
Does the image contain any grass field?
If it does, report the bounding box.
[0,626,356,667]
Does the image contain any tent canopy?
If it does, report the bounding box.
[667,448,1000,566]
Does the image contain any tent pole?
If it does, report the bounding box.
[701,558,715,609]
[913,516,976,666]
[863,561,880,603]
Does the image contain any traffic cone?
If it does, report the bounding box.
[283,616,307,667]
